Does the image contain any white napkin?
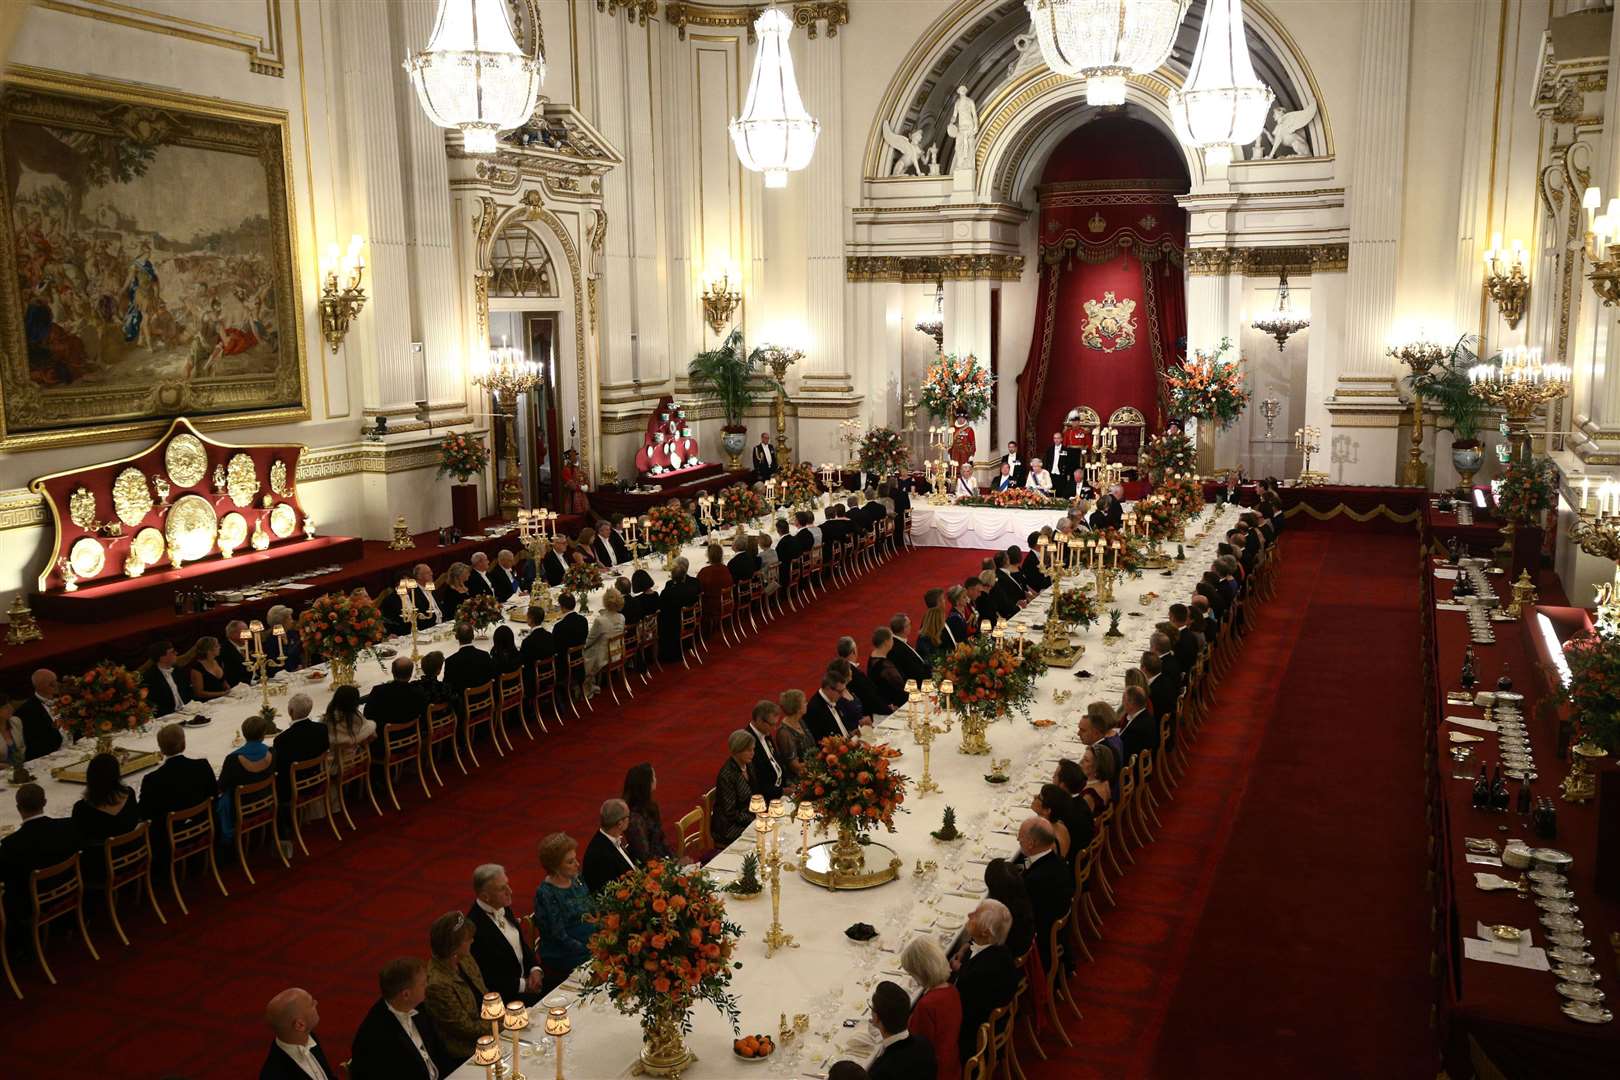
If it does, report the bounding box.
[1462,937,1550,970]
[1473,872,1517,891]
[1447,716,1499,733]
[1434,568,1459,580]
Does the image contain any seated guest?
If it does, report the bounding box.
[829,1063,869,1080]
[916,600,949,665]
[490,624,523,678]
[519,605,557,687]
[943,587,970,649]
[1032,782,1093,861]
[423,911,489,1064]
[836,637,888,717]
[217,714,276,839]
[698,543,734,633]
[138,724,218,855]
[1140,650,1177,732]
[583,588,626,692]
[0,784,79,928]
[533,832,594,994]
[582,798,637,893]
[1119,684,1157,762]
[552,594,590,686]
[973,572,1001,630]
[622,762,674,864]
[887,614,931,684]
[728,534,760,583]
[805,670,855,742]
[992,462,1015,492]
[828,660,870,732]
[658,557,702,663]
[72,752,139,886]
[445,623,497,702]
[367,657,428,735]
[15,668,64,761]
[621,569,656,628]
[1079,743,1118,812]
[982,858,1036,960]
[593,520,631,567]
[775,689,815,779]
[323,685,375,779]
[219,621,252,686]
[1019,534,1051,592]
[143,640,191,717]
[381,574,439,638]
[953,462,978,498]
[757,532,781,597]
[467,863,543,1005]
[1023,458,1054,493]
[495,548,528,596]
[187,635,234,701]
[467,551,503,598]
[1017,817,1073,970]
[540,536,570,587]
[274,692,331,806]
[867,980,936,1080]
[260,987,337,1080]
[950,899,1018,1064]
[747,700,786,802]
[415,651,457,713]
[866,628,910,712]
[1191,593,1220,641]
[350,956,459,1080]
[989,554,1025,618]
[439,562,474,614]
[900,938,960,1080]
[264,605,304,672]
[710,730,758,848]
[1167,603,1203,668]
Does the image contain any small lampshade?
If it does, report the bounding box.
[903,679,918,693]
[749,794,767,815]
[249,620,265,634]
[473,1035,501,1066]
[939,679,954,696]
[979,620,992,633]
[544,1007,571,1038]
[795,801,814,822]
[503,1002,528,1030]
[769,799,788,819]
[481,991,505,1021]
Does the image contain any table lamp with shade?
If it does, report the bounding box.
[502,1002,529,1080]
[474,1035,503,1080]
[543,1002,571,1080]
[481,992,508,1078]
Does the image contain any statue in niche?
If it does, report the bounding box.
[880,119,927,176]
[925,145,940,176]
[947,85,979,147]
[1248,99,1318,159]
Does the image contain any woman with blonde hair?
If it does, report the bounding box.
[899,937,962,1080]
[774,689,814,778]
[583,586,626,690]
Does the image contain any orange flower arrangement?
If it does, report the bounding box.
[582,858,743,1039]
[55,662,152,743]
[788,735,908,838]
[296,591,386,664]
[934,637,1044,723]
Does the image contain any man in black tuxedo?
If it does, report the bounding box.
[551,593,590,686]
[747,700,786,801]
[366,657,429,734]
[444,623,498,705]
[805,672,857,742]
[752,433,778,480]
[1118,685,1157,762]
[1049,434,1077,498]
[350,957,461,1080]
[727,535,760,583]
[1168,604,1203,669]
[1017,817,1074,969]
[886,615,931,684]
[866,981,937,1080]
[381,574,441,637]
[835,638,888,717]
[592,521,630,567]
[490,549,524,599]
[990,552,1027,617]
[220,621,252,685]
[518,607,557,693]
[658,559,702,663]
[468,863,544,1005]
[771,518,802,568]
[540,537,570,587]
[274,693,331,806]
[0,783,79,928]
[467,552,501,597]
[582,799,638,893]
[793,510,820,552]
[138,724,218,856]
[999,440,1026,487]
[970,574,1001,631]
[1019,533,1052,592]
[141,641,190,718]
[953,899,1019,1063]
[1142,652,1177,734]
[1098,488,1125,529]
[819,504,852,553]
[15,668,63,760]
[260,987,337,1080]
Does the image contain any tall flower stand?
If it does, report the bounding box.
[450,483,480,533]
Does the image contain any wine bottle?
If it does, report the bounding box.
[1460,647,1478,690]
[1496,663,1513,692]
[1472,765,1490,809]
[1490,765,1509,812]
[1516,776,1532,815]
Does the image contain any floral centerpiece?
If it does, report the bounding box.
[1138,429,1196,483]
[1157,472,1206,521]
[564,560,605,609]
[1089,528,1150,578]
[959,488,1069,510]
[789,734,908,878]
[717,482,766,526]
[1052,586,1101,629]
[1494,458,1559,525]
[646,500,697,560]
[857,427,911,475]
[934,635,1045,754]
[582,858,743,1075]
[919,353,994,422]
[1131,493,1182,542]
[297,592,386,686]
[55,662,152,755]
[1562,627,1620,753]
[777,462,820,508]
[435,431,490,482]
[1166,338,1249,429]
[455,593,504,635]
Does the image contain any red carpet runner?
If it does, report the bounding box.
[1028,530,1434,1080]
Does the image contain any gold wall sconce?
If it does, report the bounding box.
[318,234,368,353]
[1581,187,1620,307]
[1481,234,1529,328]
[701,270,742,334]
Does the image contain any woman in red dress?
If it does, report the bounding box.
[696,542,733,635]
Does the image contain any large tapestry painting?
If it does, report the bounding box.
[0,70,306,450]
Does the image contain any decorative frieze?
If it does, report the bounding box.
[845,253,1025,283]
[663,2,847,42]
[1185,244,1349,276]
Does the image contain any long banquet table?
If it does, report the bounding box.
[1423,557,1619,1078]
[440,505,1240,1079]
[908,503,1070,550]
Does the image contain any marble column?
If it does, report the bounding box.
[798,20,849,398]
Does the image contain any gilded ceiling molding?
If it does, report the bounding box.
[38,0,286,76]
[845,254,1025,283]
[793,1,848,38]
[595,0,658,25]
[662,2,847,42]
[1185,244,1348,276]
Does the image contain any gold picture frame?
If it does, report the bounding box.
[0,66,309,452]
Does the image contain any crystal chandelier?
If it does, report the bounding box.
[1250,270,1310,350]
[404,0,545,155]
[1168,0,1273,167]
[1025,0,1190,106]
[730,6,820,188]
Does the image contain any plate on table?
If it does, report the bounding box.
[1561,1001,1613,1024]
[1553,964,1599,983]
[182,716,213,728]
[1550,947,1594,965]
[1557,983,1606,1004]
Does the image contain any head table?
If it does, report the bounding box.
[434,506,1235,1079]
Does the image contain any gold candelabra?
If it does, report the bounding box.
[317,235,367,353]
[1570,510,1620,632]
[1294,426,1324,485]
[1389,335,1449,488]
[473,346,544,519]
[238,619,287,725]
[1482,235,1530,328]
[394,576,426,666]
[1034,539,1085,668]
[758,343,803,466]
[1467,347,1570,466]
[750,796,797,956]
[905,678,952,795]
[701,271,742,334]
[1580,186,1620,307]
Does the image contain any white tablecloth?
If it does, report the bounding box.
[449,506,1238,1079]
[909,504,1071,550]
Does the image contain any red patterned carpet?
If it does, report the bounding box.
[1026,530,1434,1080]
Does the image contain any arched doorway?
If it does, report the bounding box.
[1014,115,1188,467]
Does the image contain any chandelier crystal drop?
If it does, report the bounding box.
[730,6,821,188]
[1168,0,1273,167]
[1250,270,1310,350]
[404,0,545,155]
[1025,0,1190,107]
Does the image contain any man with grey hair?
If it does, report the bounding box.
[582,797,635,893]
[273,691,326,815]
[711,730,758,847]
[1017,816,1073,969]
[467,551,499,598]
[658,553,702,664]
[493,548,523,599]
[14,668,63,759]
[220,619,251,685]
[953,898,1018,1062]
[467,863,543,1004]
[834,636,886,718]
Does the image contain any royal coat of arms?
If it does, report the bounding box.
[1081,291,1138,353]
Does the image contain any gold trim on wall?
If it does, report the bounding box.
[846,253,1024,283]
[38,0,286,76]
[1185,243,1349,276]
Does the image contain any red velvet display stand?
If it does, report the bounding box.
[450,484,480,533]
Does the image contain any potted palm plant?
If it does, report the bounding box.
[688,329,760,470]
[1406,335,1490,496]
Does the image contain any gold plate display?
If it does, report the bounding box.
[219,512,248,550]
[68,486,98,530]
[226,453,258,508]
[68,536,105,578]
[165,494,218,561]
[112,467,153,526]
[269,458,289,496]
[268,502,297,539]
[132,527,166,565]
[164,433,208,488]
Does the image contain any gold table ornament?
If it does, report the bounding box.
[132,527,166,566]
[269,502,298,539]
[269,458,290,496]
[389,516,415,550]
[112,466,154,526]
[5,596,43,644]
[68,486,99,531]
[165,494,219,561]
[164,432,209,488]
[226,453,259,508]
[1561,741,1607,804]
[67,536,104,579]
[219,512,249,552]
[799,824,904,890]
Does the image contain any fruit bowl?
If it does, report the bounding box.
[733,1034,776,1061]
